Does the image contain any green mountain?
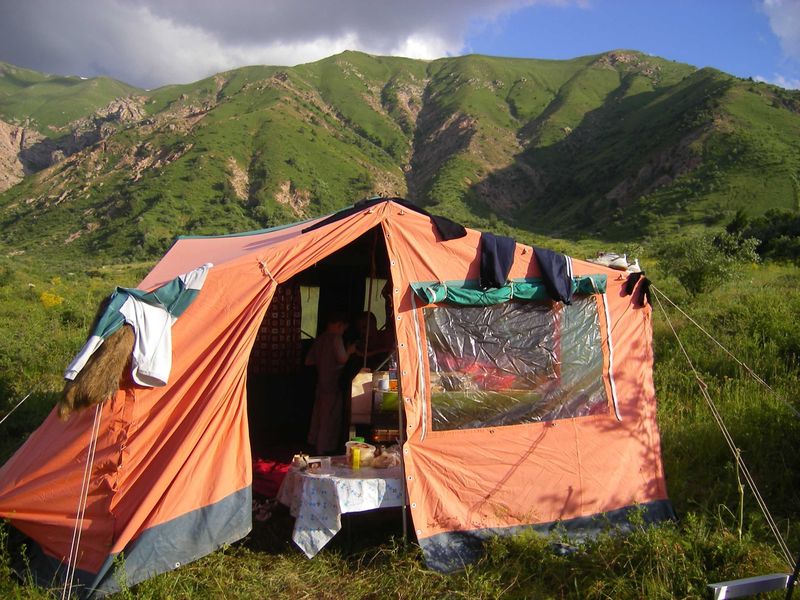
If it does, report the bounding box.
[1,50,799,262]
[0,61,140,134]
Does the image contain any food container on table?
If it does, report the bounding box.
[345,441,376,468]
[305,456,331,472]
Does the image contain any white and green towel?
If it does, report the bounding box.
[64,263,212,387]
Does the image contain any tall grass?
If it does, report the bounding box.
[9,516,781,599]
[651,263,800,540]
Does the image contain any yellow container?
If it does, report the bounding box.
[345,441,376,467]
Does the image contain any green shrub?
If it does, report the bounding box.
[656,231,759,295]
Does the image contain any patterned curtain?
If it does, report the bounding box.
[249,282,302,375]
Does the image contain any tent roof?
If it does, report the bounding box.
[140,215,325,289]
[140,198,468,290]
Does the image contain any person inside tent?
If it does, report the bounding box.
[351,311,395,370]
[305,311,356,455]
[359,280,396,367]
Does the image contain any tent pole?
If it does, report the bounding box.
[363,229,378,370]
[398,376,407,546]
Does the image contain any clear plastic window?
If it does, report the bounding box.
[424,297,608,430]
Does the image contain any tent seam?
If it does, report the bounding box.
[410,293,427,441]
[601,293,621,421]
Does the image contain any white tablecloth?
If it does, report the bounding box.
[277,463,405,557]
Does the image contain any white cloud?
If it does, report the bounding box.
[0,0,581,88]
[386,34,455,61]
[761,0,800,62]
[754,73,800,89]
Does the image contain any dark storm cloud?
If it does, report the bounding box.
[0,0,560,88]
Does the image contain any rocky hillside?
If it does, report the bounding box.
[1,51,799,261]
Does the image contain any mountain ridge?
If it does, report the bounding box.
[1,50,799,261]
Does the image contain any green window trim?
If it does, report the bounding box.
[411,275,607,307]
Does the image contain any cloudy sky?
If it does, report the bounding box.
[0,0,798,90]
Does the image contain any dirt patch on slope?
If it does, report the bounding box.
[228,158,249,201]
[274,180,310,217]
[126,142,194,182]
[0,120,30,192]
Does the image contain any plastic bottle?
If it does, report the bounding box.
[388,355,398,391]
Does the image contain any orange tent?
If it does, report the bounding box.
[0,199,672,594]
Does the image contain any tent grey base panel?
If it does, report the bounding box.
[22,485,252,598]
[419,498,676,573]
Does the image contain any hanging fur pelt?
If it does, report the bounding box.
[58,325,134,419]
[58,296,135,419]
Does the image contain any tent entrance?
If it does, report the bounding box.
[245,226,394,463]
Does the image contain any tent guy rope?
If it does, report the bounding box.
[0,393,31,427]
[651,284,800,419]
[61,402,103,600]
[651,287,794,568]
